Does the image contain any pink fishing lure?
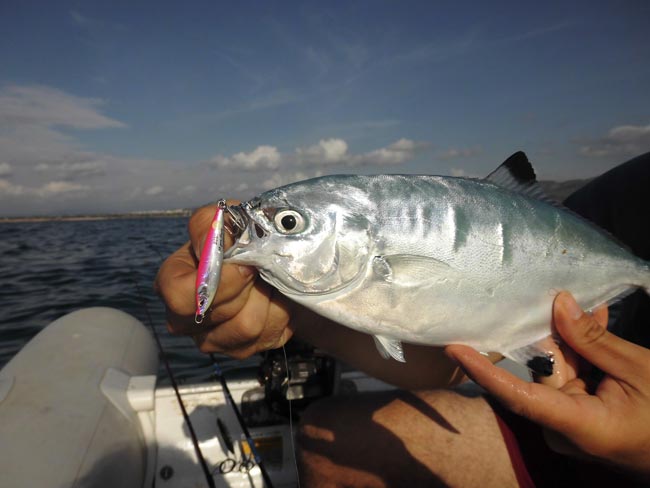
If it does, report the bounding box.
[195,200,226,324]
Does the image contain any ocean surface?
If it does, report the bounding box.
[0,217,261,384]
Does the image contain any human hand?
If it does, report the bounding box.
[154,203,295,358]
[446,292,650,478]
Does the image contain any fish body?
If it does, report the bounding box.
[224,153,650,373]
[195,201,226,323]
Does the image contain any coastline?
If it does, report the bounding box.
[0,209,192,223]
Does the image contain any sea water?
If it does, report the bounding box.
[0,217,260,383]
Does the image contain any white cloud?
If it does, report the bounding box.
[294,137,428,167]
[209,145,281,171]
[579,124,650,158]
[34,160,106,178]
[0,84,182,215]
[0,85,125,130]
[38,181,89,196]
[295,138,349,165]
[208,138,428,175]
[0,84,127,180]
[0,83,433,216]
[0,178,88,197]
[354,138,428,166]
[0,179,24,196]
[177,185,196,196]
[145,185,164,196]
[437,147,483,160]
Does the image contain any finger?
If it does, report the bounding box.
[155,242,256,319]
[194,283,293,358]
[536,299,610,388]
[446,344,584,432]
[591,303,608,328]
[554,292,647,382]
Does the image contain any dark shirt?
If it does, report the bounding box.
[563,151,650,348]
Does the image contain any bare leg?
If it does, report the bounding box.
[298,389,519,488]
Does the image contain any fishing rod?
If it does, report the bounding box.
[128,267,217,488]
[143,216,286,487]
[210,354,276,488]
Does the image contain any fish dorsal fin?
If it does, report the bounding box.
[485,151,558,205]
[488,153,635,253]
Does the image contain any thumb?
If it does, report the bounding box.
[553,292,642,381]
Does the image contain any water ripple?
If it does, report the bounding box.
[0,217,227,383]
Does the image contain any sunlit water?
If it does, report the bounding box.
[0,218,260,384]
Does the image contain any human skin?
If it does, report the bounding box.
[447,292,650,480]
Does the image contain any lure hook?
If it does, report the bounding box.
[225,203,248,236]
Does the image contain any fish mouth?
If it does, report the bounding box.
[224,201,271,263]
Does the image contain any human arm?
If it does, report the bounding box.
[154,204,470,389]
[446,292,650,479]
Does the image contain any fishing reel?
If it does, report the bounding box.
[241,340,338,425]
[262,340,338,418]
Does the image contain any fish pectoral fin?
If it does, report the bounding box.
[372,254,455,287]
[503,337,558,377]
[373,335,405,362]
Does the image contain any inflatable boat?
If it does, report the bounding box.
[0,308,401,488]
[0,308,529,487]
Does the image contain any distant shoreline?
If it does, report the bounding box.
[0,209,192,223]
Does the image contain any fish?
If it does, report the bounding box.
[223,152,650,375]
[195,200,226,324]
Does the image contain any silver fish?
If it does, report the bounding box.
[224,152,650,374]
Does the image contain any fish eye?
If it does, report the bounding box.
[273,209,306,234]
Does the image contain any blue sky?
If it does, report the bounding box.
[0,0,649,216]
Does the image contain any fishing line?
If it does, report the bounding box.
[282,344,301,488]
[128,264,216,488]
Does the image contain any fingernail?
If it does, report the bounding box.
[238,265,254,278]
[562,293,583,320]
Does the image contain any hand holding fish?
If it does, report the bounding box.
[446,292,650,479]
[155,203,295,358]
